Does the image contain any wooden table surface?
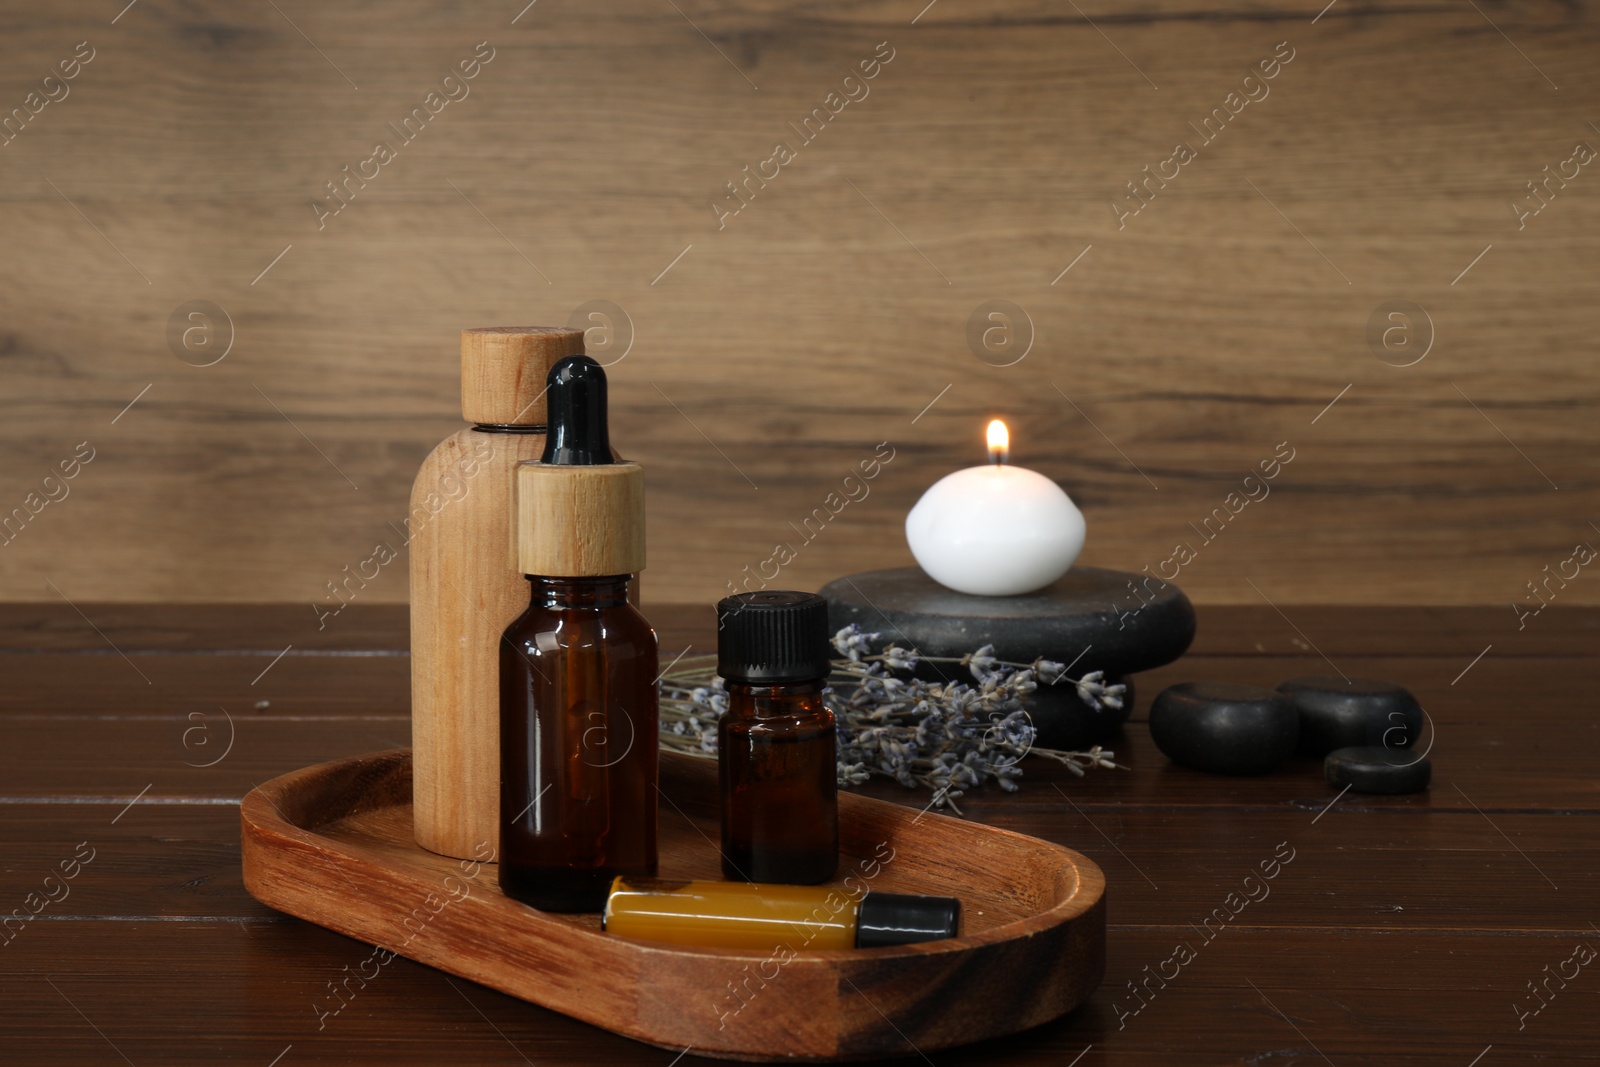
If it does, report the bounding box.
[2,602,1595,1065]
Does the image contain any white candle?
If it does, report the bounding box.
[905,420,1085,597]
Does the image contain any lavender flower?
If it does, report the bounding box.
[963,644,1000,683]
[656,627,1123,814]
[832,625,877,663]
[1034,658,1069,685]
[1075,670,1126,711]
[880,644,919,671]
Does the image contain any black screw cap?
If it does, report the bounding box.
[716,591,832,685]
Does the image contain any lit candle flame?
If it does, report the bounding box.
[986,419,1009,465]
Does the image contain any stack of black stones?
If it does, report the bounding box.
[819,566,1430,795]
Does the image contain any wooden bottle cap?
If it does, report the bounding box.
[516,461,646,577]
[460,327,586,426]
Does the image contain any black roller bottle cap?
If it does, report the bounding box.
[856,891,962,948]
[717,591,832,685]
[541,355,614,465]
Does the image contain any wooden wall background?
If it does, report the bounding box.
[1,0,1596,614]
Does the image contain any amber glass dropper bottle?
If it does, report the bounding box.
[717,591,838,884]
[499,355,658,912]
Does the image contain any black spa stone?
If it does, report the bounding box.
[819,566,1194,676]
[1148,682,1299,775]
[1325,745,1432,794]
[1031,676,1134,751]
[1276,676,1424,756]
[820,566,1194,748]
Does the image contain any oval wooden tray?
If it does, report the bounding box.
[241,749,1105,1061]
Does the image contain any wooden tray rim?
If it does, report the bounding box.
[242,748,1107,1060]
[243,748,1104,962]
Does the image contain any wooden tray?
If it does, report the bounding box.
[241,749,1105,1062]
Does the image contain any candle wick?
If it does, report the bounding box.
[990,449,1008,466]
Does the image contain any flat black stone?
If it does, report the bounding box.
[819,566,1194,749]
[1148,682,1299,776]
[1325,745,1432,794]
[819,566,1194,677]
[1277,676,1425,757]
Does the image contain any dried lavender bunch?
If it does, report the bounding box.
[658,624,1123,814]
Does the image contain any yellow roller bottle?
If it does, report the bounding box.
[602,876,960,951]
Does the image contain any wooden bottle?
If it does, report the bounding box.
[411,326,585,860]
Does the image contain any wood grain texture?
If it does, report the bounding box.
[2,603,1599,1064]
[0,601,1595,656]
[459,327,583,425]
[517,461,646,576]
[240,748,1107,1061]
[11,925,1598,1066]
[6,706,1591,813]
[409,427,544,859]
[10,802,1600,931]
[0,601,1593,815]
[1,2,1597,606]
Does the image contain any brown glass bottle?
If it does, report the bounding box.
[498,354,657,913]
[717,592,838,884]
[500,574,658,911]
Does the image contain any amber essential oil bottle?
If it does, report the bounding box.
[717,591,838,884]
[500,356,658,912]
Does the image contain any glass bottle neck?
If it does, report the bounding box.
[725,678,830,723]
[526,574,633,609]
[725,678,828,699]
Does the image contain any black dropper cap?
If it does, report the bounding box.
[716,591,832,685]
[540,355,613,465]
[856,891,962,948]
